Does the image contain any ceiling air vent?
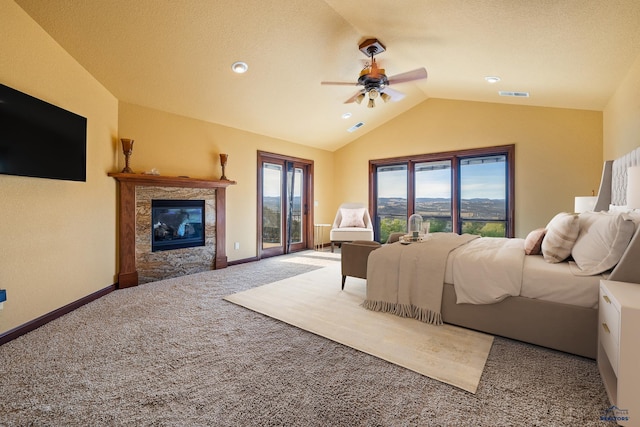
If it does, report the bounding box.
[499,91,530,97]
[347,122,365,132]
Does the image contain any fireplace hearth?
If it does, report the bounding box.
[152,199,205,251]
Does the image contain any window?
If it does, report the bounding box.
[460,155,508,237]
[415,160,453,233]
[376,164,408,243]
[370,145,514,242]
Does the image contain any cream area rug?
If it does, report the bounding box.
[224,263,493,393]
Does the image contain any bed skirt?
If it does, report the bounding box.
[441,283,597,359]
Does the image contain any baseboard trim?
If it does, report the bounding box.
[0,284,116,347]
[228,256,259,266]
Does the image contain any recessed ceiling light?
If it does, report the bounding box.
[231,61,248,74]
[341,112,352,119]
[485,76,501,84]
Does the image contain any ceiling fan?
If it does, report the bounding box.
[321,38,428,108]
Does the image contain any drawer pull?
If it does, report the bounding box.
[602,323,610,333]
[603,295,611,304]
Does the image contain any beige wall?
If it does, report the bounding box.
[117,102,335,261]
[334,98,603,237]
[0,0,118,334]
[603,53,640,160]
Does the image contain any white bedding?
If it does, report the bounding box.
[521,255,601,308]
[443,236,600,308]
[447,237,524,304]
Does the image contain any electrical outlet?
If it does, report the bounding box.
[234,242,240,250]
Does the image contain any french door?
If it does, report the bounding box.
[258,151,313,258]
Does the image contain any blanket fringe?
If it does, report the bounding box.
[362,300,443,326]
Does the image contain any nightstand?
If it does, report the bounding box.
[598,280,640,426]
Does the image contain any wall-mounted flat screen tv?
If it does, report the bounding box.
[0,83,87,182]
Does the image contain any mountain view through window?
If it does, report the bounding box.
[372,146,513,243]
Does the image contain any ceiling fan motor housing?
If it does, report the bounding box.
[358,70,388,90]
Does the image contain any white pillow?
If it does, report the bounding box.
[570,211,635,276]
[541,213,579,263]
[339,208,366,228]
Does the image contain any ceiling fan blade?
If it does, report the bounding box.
[321,81,358,86]
[344,91,365,104]
[381,87,405,102]
[387,68,428,85]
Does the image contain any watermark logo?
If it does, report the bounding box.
[601,405,629,423]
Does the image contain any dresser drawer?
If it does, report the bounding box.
[599,286,620,375]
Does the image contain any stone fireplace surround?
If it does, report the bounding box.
[109,173,235,288]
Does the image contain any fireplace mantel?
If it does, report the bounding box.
[109,173,236,288]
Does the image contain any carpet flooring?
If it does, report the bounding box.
[0,250,612,426]
[224,264,493,393]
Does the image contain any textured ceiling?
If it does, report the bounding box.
[14,0,640,151]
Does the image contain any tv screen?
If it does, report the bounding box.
[0,83,87,182]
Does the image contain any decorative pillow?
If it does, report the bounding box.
[339,208,366,228]
[541,213,580,263]
[570,211,635,276]
[524,228,545,255]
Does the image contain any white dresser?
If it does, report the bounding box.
[598,280,640,427]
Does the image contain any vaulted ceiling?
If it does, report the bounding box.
[15,0,640,151]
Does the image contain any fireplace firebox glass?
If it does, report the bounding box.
[152,199,205,251]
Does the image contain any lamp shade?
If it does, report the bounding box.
[574,196,597,213]
[627,166,640,209]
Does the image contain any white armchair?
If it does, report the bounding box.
[329,203,374,252]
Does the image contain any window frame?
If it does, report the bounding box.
[369,144,515,240]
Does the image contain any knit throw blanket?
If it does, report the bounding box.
[363,233,479,325]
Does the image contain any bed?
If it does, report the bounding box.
[364,147,640,359]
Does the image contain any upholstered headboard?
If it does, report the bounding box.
[594,146,640,283]
[594,146,640,211]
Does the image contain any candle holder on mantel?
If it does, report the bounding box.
[219,153,229,180]
[120,138,135,173]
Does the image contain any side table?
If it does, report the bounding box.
[597,280,640,426]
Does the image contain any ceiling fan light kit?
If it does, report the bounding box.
[321,38,427,108]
